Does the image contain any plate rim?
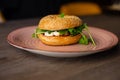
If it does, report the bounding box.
[7,26,119,57]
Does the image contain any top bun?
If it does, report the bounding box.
[38,15,82,30]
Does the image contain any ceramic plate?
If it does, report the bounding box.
[7,26,118,57]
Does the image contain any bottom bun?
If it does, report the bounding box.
[38,34,81,46]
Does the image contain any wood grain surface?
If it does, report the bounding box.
[0,15,120,80]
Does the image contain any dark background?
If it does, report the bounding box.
[0,0,114,20]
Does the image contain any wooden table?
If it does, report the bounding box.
[0,15,120,80]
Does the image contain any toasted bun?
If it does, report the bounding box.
[38,15,82,30]
[38,34,81,46]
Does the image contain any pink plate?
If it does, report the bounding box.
[7,26,118,57]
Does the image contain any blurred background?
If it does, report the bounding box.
[0,0,120,22]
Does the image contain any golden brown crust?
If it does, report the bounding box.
[38,15,82,30]
[38,34,81,46]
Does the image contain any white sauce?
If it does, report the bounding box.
[44,31,60,36]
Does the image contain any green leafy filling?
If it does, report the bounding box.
[32,23,96,46]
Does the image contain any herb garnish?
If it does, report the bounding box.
[84,23,96,46]
[79,23,96,46]
[59,13,64,18]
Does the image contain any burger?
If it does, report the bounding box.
[32,14,96,46]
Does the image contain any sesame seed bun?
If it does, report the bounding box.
[37,14,82,45]
[38,15,82,30]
